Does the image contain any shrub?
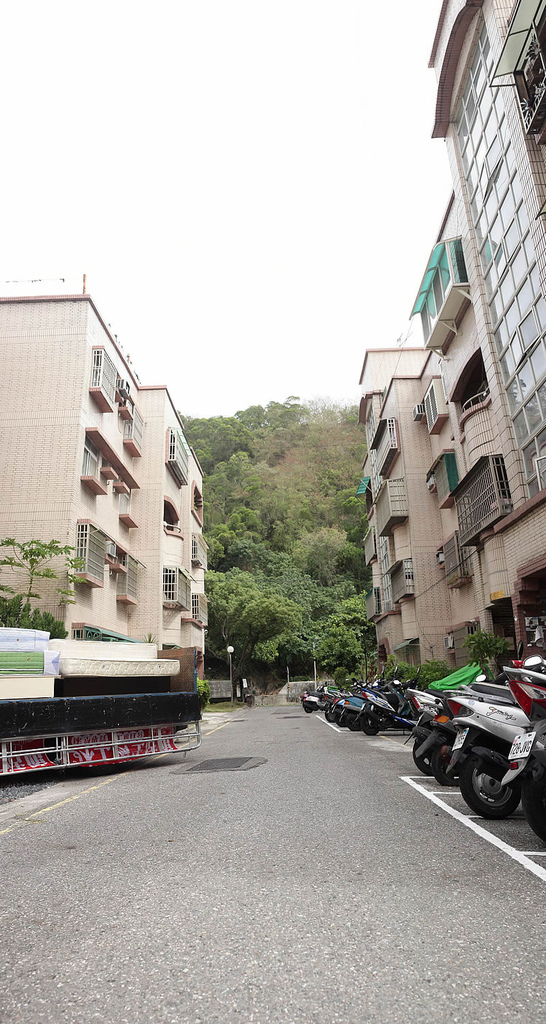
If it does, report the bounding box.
[197,678,211,709]
[0,596,68,638]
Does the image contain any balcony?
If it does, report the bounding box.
[424,379,449,434]
[85,428,139,490]
[443,531,471,588]
[123,408,144,458]
[163,567,192,610]
[366,587,382,620]
[119,493,138,529]
[116,556,138,605]
[434,453,459,508]
[460,390,495,469]
[89,347,117,412]
[75,522,105,588]
[373,418,400,477]
[166,428,189,487]
[81,445,107,495]
[364,526,377,565]
[191,534,208,570]
[391,559,415,604]
[411,238,470,352]
[376,478,409,537]
[191,593,209,625]
[453,455,513,547]
[100,462,118,482]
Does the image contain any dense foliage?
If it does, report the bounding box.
[182,398,372,682]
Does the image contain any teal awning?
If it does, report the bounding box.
[356,475,371,496]
[411,243,446,316]
[492,1,546,81]
[393,638,419,651]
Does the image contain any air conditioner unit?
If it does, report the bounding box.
[117,378,131,399]
[444,634,455,650]
[436,550,445,565]
[413,403,425,422]
[106,541,117,558]
[426,473,436,492]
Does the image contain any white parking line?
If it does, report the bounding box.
[402,775,546,884]
[314,715,344,733]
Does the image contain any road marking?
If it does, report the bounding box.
[0,772,130,838]
[402,775,546,884]
[314,715,343,733]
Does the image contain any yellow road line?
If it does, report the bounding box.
[0,772,130,837]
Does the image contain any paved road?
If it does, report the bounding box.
[2,707,546,1024]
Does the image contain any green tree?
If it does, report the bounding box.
[463,630,511,675]
[0,538,84,621]
[0,596,68,638]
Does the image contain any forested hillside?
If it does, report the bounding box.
[182,398,375,684]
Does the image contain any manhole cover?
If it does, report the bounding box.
[174,757,267,774]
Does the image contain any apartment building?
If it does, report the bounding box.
[0,294,207,673]
[361,0,546,667]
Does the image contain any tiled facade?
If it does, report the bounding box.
[361,0,546,666]
[0,295,207,670]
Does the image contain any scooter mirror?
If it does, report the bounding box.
[523,655,544,667]
[475,674,487,682]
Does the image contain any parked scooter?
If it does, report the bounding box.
[501,656,546,841]
[447,681,529,818]
[301,685,336,713]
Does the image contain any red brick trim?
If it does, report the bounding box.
[493,490,546,535]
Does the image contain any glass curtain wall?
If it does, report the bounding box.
[457,28,546,495]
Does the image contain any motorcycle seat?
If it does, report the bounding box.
[467,682,516,704]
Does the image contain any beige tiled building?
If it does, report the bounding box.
[0,294,207,672]
[361,0,546,668]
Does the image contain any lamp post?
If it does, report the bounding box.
[227,645,234,706]
[312,638,318,686]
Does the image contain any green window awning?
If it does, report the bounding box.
[393,638,419,652]
[492,0,546,80]
[356,475,371,496]
[411,243,446,316]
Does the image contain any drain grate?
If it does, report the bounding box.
[175,757,267,773]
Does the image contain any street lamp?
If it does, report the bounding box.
[312,638,318,686]
[227,645,234,706]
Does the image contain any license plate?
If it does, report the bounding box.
[508,731,536,761]
[452,727,469,751]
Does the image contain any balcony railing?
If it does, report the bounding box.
[435,453,459,508]
[461,401,496,469]
[76,523,106,587]
[191,534,208,569]
[366,587,382,620]
[117,556,138,604]
[163,567,191,609]
[123,408,144,457]
[454,455,513,547]
[89,348,117,412]
[191,593,208,625]
[443,531,471,587]
[411,238,470,352]
[364,526,377,565]
[391,559,415,604]
[167,428,189,487]
[376,478,409,537]
[374,418,399,477]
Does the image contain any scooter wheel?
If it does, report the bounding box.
[521,772,546,842]
[459,753,521,819]
[431,743,459,786]
[412,741,433,777]
[360,715,380,736]
[324,707,337,723]
[303,705,314,713]
[348,715,361,732]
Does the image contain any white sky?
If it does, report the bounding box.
[1,1,453,418]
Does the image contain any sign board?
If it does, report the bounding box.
[242,679,248,689]
[490,590,505,601]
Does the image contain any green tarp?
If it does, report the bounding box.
[428,662,483,691]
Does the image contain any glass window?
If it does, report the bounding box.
[520,310,538,349]
[518,279,534,317]
[506,143,515,173]
[538,382,546,416]
[536,297,546,330]
[489,292,500,326]
[526,393,542,433]
[531,341,546,384]
[490,216,503,252]
[518,359,534,398]
[476,212,487,246]
[500,187,516,228]
[511,332,523,365]
[518,203,530,233]
[524,234,535,268]
[506,377,521,413]
[500,270,515,311]
[433,269,444,312]
[495,243,506,275]
[530,265,541,297]
[523,441,537,478]
[457,111,468,148]
[536,426,546,457]
[514,410,529,444]
[481,239,492,272]
[512,174,522,205]
[511,247,527,288]
[500,348,515,382]
[495,321,508,353]
[485,187,498,225]
[505,221,519,259]
[506,302,520,336]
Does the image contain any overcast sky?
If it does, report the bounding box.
[1,1,452,418]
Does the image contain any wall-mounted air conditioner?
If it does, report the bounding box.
[106,541,117,558]
[436,550,445,565]
[426,473,436,492]
[444,634,455,650]
[117,378,131,399]
[413,403,425,422]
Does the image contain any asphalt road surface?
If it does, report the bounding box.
[2,706,546,1024]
